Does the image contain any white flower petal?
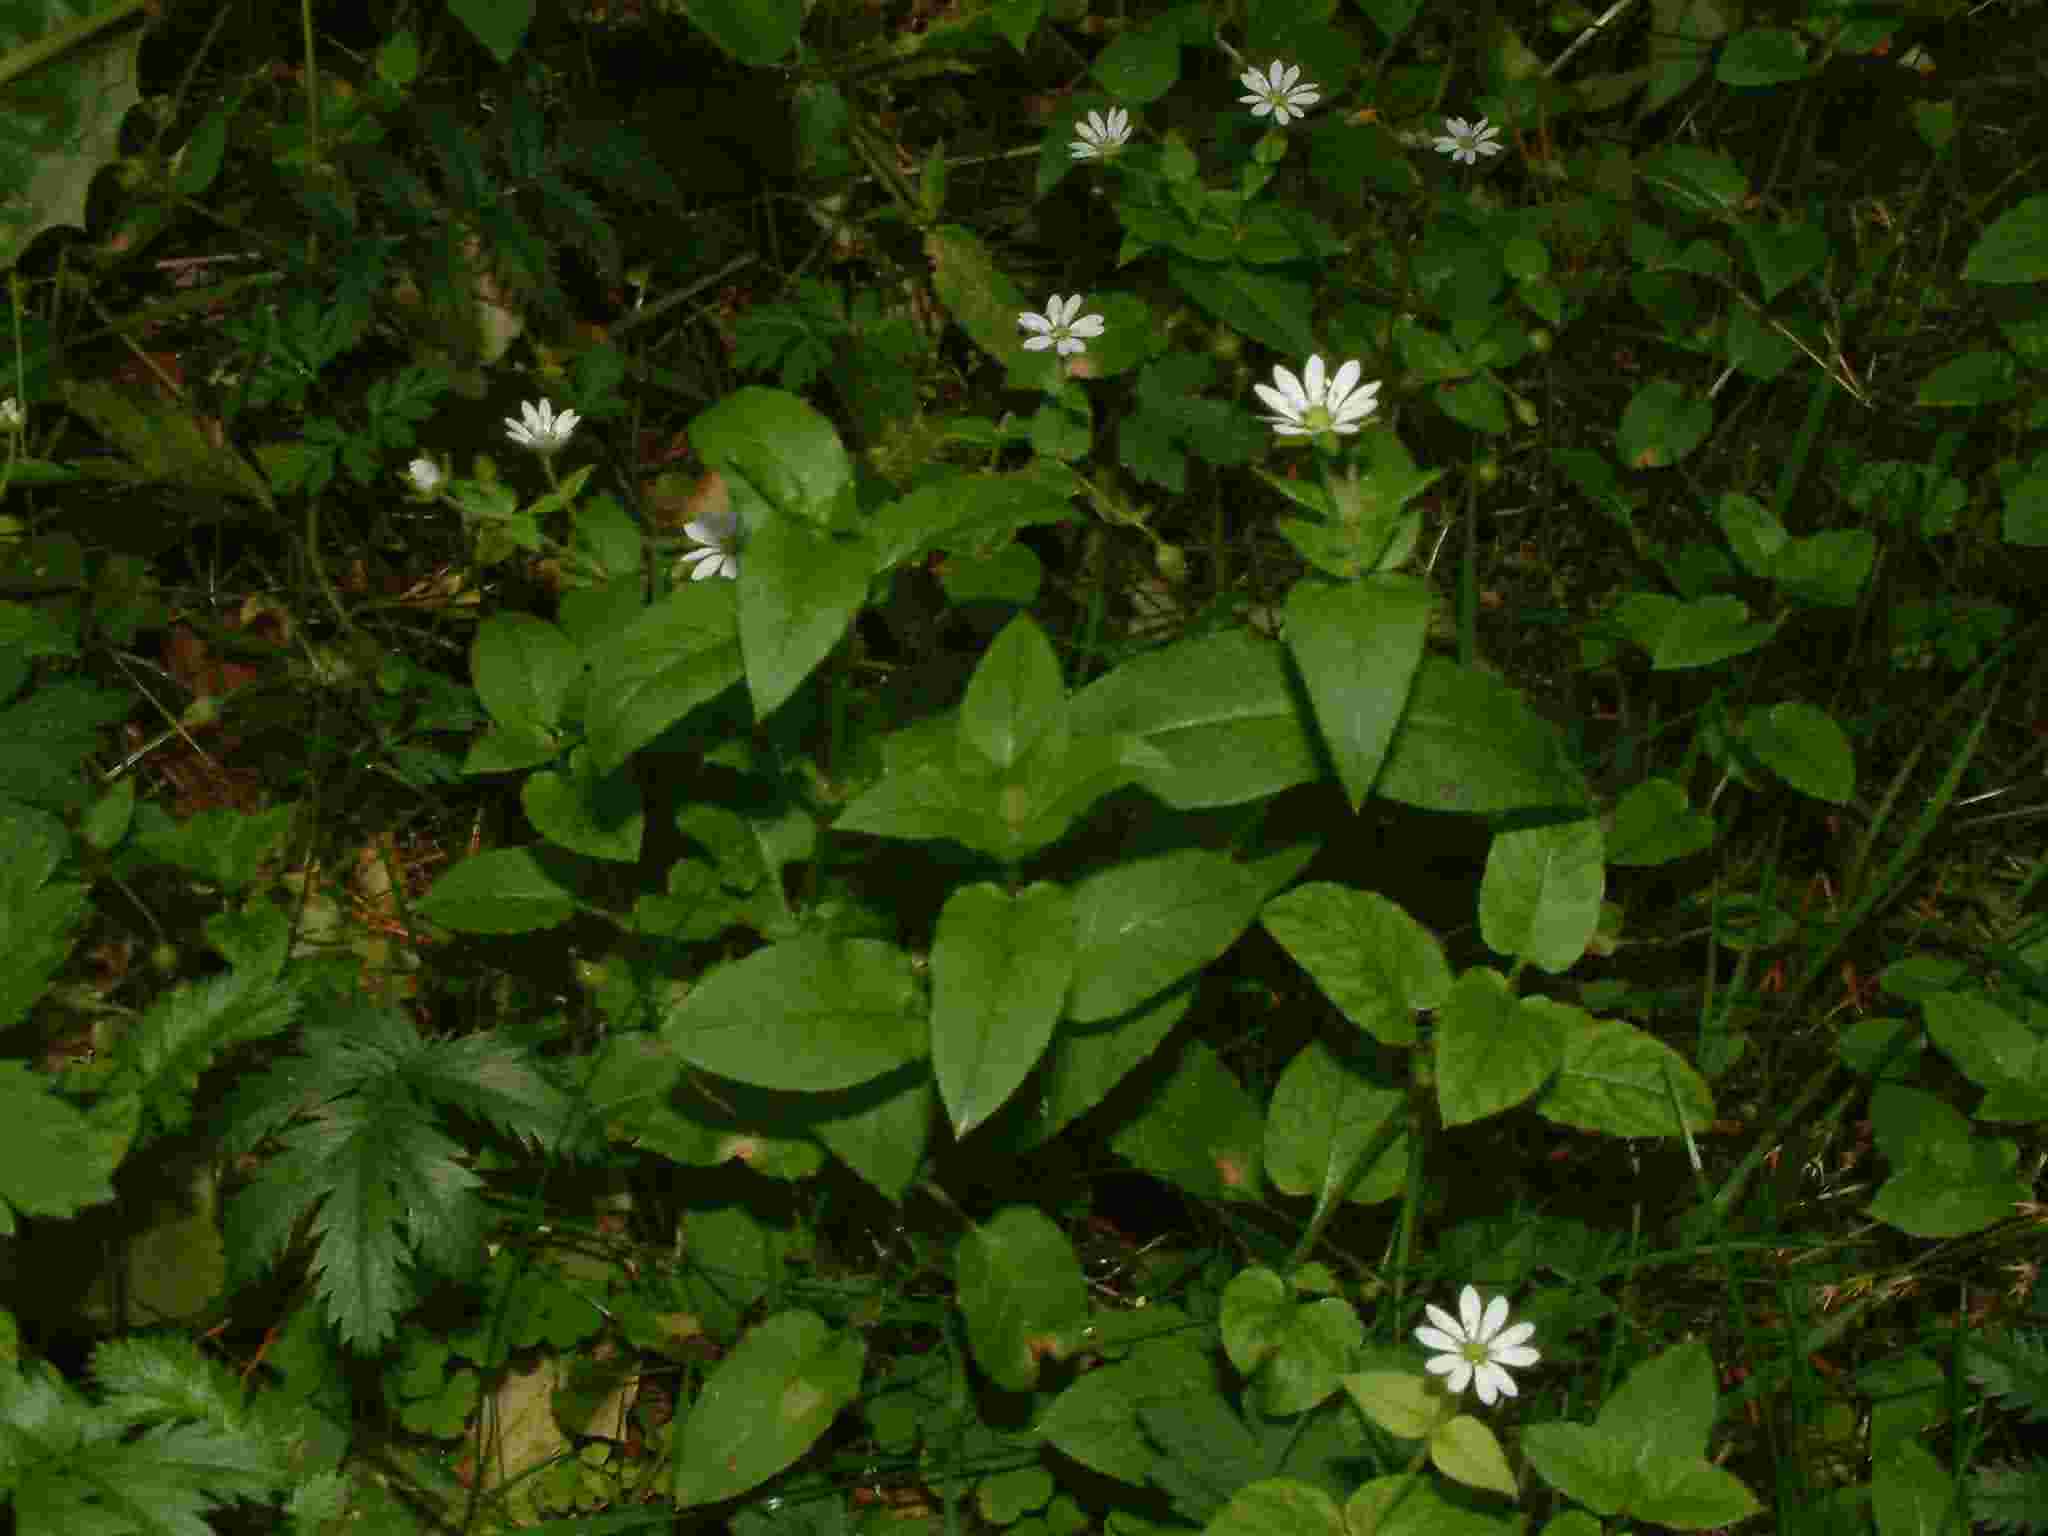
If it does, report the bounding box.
[1019,312,1054,334]
[1457,1286,1485,1338]
[1302,354,1328,402]
[1415,1325,1460,1352]
[1493,1321,1537,1352]
[1479,1293,1511,1341]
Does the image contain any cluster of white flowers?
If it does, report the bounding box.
[1416,1285,1541,1406]
[418,72,1517,569]
[1035,73,1513,442]
[0,396,23,432]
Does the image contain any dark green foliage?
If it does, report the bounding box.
[219,995,581,1351]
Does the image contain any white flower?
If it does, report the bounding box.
[1433,116,1503,165]
[1018,294,1106,357]
[1239,60,1321,127]
[1416,1285,1540,1406]
[1071,107,1133,161]
[404,457,444,495]
[503,398,580,456]
[1253,355,1380,439]
[0,396,23,431]
[679,501,739,581]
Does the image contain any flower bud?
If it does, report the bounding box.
[1154,541,1188,583]
[1513,396,1540,427]
[1528,327,1553,353]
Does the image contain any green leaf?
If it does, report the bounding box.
[569,493,643,583]
[1436,969,1567,1129]
[1341,1373,1437,1442]
[462,722,560,775]
[690,388,855,528]
[672,1312,864,1506]
[932,883,1074,1135]
[1092,20,1183,102]
[1265,1042,1408,1209]
[582,582,743,772]
[0,817,87,1035]
[521,747,644,863]
[927,225,1062,392]
[473,614,579,731]
[1867,1085,2028,1237]
[1206,1478,1345,1536]
[1741,700,1854,804]
[59,381,273,508]
[1111,1039,1264,1200]
[1436,375,1511,435]
[175,106,230,197]
[132,805,297,891]
[1023,986,1191,1149]
[1535,1006,1714,1137]
[1649,594,1775,670]
[0,1061,118,1223]
[446,0,533,60]
[1638,143,1748,219]
[1479,818,1604,972]
[740,512,873,719]
[1375,659,1590,814]
[1923,991,2039,1094]
[679,0,803,65]
[1714,28,1808,85]
[1628,1448,1767,1528]
[811,1069,933,1201]
[664,937,922,1092]
[1871,1441,1953,1536]
[958,1207,1090,1391]
[1069,628,1320,808]
[1260,883,1451,1046]
[0,8,144,271]
[1067,850,1266,1023]
[1258,1292,1364,1417]
[1962,195,2048,285]
[1285,576,1429,810]
[1607,777,1715,866]
[1598,1336,1718,1458]
[1038,1321,1215,1484]
[1167,258,1317,357]
[2004,469,2048,545]
[1141,1392,1263,1523]
[1352,0,1422,42]
[1274,444,1440,580]
[1617,378,1713,468]
[1737,218,1827,301]
[1220,1266,1286,1376]
[415,847,579,934]
[1522,1421,1635,1514]
[1915,350,2018,408]
[959,616,1065,772]
[1770,529,1874,607]
[1428,1414,1517,1497]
